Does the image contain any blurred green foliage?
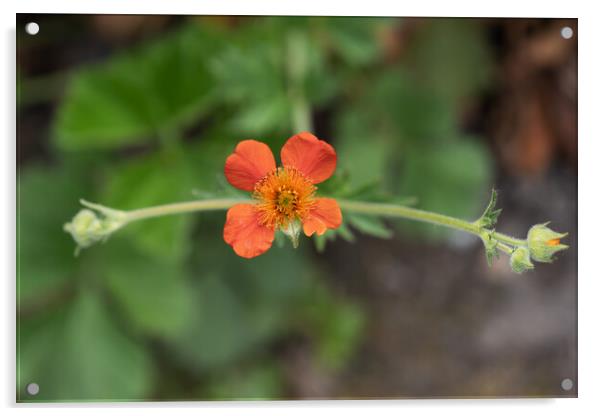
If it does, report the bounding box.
[55,24,221,150]
[17,16,494,401]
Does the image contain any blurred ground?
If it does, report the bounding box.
[322,170,577,398]
[17,15,577,400]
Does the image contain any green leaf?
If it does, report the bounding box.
[273,230,287,248]
[102,240,194,338]
[346,214,393,239]
[228,95,291,134]
[169,274,257,370]
[299,27,340,107]
[370,68,456,142]
[399,139,492,239]
[18,289,153,401]
[326,17,388,67]
[316,301,364,370]
[169,230,313,371]
[313,233,328,253]
[100,133,238,261]
[186,132,244,191]
[210,19,338,135]
[210,31,290,136]
[334,107,390,188]
[204,363,283,400]
[210,33,285,105]
[300,284,365,370]
[407,19,493,105]
[54,24,219,150]
[17,163,89,307]
[102,150,195,261]
[335,222,356,242]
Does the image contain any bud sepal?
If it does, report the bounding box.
[476,189,503,230]
[481,230,499,267]
[281,219,302,249]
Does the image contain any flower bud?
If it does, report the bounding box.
[527,223,569,263]
[64,201,128,254]
[510,246,534,274]
[63,209,105,249]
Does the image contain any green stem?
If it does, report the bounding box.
[75,197,527,258]
[337,199,527,247]
[338,199,480,235]
[496,242,515,255]
[489,231,526,247]
[124,198,250,222]
[121,198,526,247]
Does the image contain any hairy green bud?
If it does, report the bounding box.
[510,246,534,274]
[63,201,128,254]
[527,223,569,263]
[63,209,105,250]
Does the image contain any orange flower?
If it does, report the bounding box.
[223,132,342,258]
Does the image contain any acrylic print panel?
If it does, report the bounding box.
[16,14,577,402]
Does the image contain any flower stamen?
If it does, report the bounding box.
[253,167,316,229]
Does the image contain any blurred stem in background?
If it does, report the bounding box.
[287,30,313,133]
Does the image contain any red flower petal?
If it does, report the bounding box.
[224,140,276,191]
[303,198,342,237]
[224,203,275,258]
[280,132,336,184]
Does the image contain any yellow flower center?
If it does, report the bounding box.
[253,167,316,229]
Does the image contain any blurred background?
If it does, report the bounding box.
[16,15,577,401]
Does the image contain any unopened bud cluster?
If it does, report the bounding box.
[509,223,568,274]
[476,190,568,274]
